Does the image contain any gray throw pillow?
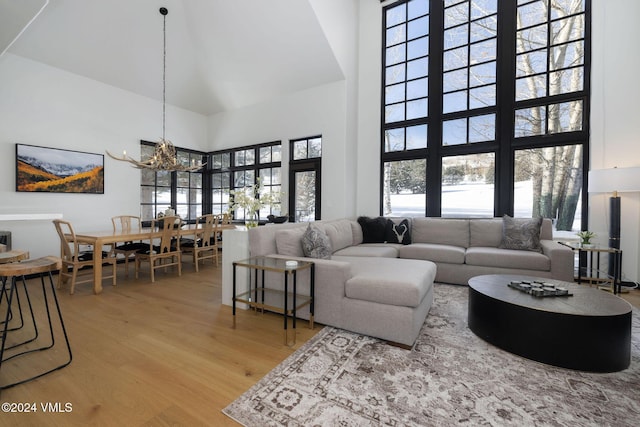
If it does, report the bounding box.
[499,215,543,253]
[301,225,332,259]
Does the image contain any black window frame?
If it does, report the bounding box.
[139,140,207,225]
[381,0,590,231]
[208,141,282,222]
[289,136,322,222]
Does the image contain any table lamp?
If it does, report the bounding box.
[588,166,640,279]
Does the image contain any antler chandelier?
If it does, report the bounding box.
[107,7,204,172]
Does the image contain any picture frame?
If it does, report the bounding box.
[15,143,104,194]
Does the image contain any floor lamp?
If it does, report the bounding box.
[588,166,640,285]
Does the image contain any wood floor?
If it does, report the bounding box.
[1,262,639,427]
[0,261,320,426]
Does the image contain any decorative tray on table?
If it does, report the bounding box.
[508,280,573,298]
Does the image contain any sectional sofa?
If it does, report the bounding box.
[247,217,574,346]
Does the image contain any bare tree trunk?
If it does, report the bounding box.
[538,148,556,218]
[557,146,582,230]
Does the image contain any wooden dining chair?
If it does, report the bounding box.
[134,215,182,282]
[111,215,147,277]
[181,214,219,272]
[213,213,231,248]
[53,219,117,294]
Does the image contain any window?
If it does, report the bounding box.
[209,142,282,221]
[441,152,495,218]
[210,152,231,215]
[381,0,589,232]
[139,141,206,223]
[289,136,322,222]
[176,151,203,221]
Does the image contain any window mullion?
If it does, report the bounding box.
[426,0,444,217]
[495,0,517,217]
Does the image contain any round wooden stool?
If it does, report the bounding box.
[0,256,72,390]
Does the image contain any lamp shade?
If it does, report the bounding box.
[588,167,640,193]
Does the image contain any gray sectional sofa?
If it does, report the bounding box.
[248,217,574,347]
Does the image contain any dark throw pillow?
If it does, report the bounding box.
[385,219,411,245]
[301,225,332,259]
[499,215,543,253]
[357,216,388,243]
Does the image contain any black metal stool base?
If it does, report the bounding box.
[0,257,72,391]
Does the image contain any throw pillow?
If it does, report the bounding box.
[385,219,411,245]
[499,215,543,253]
[275,228,305,257]
[357,216,388,243]
[301,225,332,259]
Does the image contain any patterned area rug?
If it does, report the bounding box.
[223,284,640,426]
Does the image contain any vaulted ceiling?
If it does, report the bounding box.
[1,0,345,115]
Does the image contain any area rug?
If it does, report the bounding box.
[223,284,640,426]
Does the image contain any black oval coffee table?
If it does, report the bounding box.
[468,274,632,372]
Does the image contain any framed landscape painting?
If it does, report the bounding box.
[16,144,104,193]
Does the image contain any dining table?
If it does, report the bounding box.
[70,223,236,294]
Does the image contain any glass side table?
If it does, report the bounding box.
[232,256,315,345]
[558,242,623,294]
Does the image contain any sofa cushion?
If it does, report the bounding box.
[320,220,354,252]
[333,244,401,258]
[499,215,543,253]
[385,218,411,245]
[470,218,503,247]
[398,243,465,264]
[275,227,306,257]
[466,247,551,271]
[341,257,436,307]
[351,221,364,245]
[357,216,388,243]
[412,218,470,248]
[301,225,332,259]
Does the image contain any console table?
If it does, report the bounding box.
[559,242,623,294]
[232,256,314,346]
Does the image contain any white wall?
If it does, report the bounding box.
[0,53,207,259]
[208,80,351,220]
[356,0,383,216]
[590,1,640,283]
[208,0,361,221]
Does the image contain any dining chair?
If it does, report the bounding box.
[53,219,117,294]
[134,215,182,282]
[111,215,147,277]
[181,214,219,272]
[214,213,231,248]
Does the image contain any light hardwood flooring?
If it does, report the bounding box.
[1,262,639,427]
[0,261,320,426]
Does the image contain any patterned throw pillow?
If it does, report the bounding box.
[385,219,411,245]
[301,225,332,259]
[499,215,543,252]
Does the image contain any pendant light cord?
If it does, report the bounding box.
[161,7,167,141]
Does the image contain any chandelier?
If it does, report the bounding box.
[107,7,204,172]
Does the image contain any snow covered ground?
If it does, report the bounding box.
[387,180,581,238]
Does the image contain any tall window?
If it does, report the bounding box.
[209,142,282,221]
[289,136,322,222]
[381,0,589,233]
[139,141,206,223]
[210,152,231,215]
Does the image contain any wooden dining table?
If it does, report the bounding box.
[71,223,236,294]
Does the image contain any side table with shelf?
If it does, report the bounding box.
[558,242,622,294]
[232,256,315,345]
